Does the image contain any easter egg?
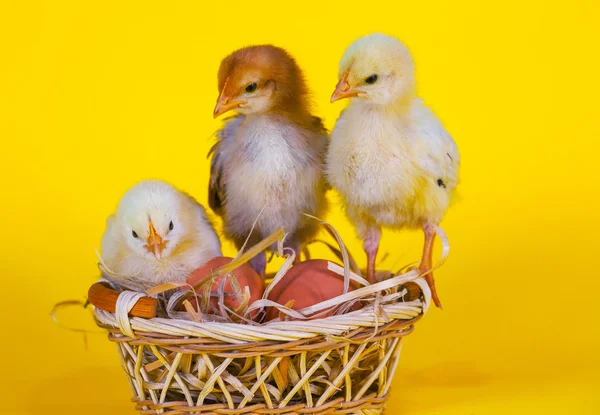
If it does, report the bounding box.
[185,256,264,314]
[265,259,360,321]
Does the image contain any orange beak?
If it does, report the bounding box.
[145,220,166,256]
[331,71,360,102]
[213,77,246,118]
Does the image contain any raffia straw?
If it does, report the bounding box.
[182,300,203,322]
[311,239,361,275]
[210,227,285,281]
[303,214,352,294]
[217,272,233,319]
[327,263,370,286]
[246,298,308,321]
[261,247,296,300]
[295,269,419,317]
[146,281,190,296]
[320,222,361,274]
[165,227,285,310]
[233,205,266,262]
[430,225,450,272]
[51,300,105,334]
[247,266,418,322]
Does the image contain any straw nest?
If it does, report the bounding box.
[91,220,442,415]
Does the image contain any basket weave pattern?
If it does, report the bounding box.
[93,275,429,414]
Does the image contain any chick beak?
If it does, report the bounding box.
[145,220,166,257]
[213,78,245,118]
[331,71,359,102]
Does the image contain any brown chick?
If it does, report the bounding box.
[209,45,328,276]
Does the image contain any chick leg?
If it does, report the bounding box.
[419,222,442,308]
[283,240,303,265]
[363,227,381,284]
[249,251,267,279]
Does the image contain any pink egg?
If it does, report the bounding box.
[184,256,264,315]
[265,259,359,321]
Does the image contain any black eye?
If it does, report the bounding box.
[365,74,378,84]
[245,83,257,93]
[169,221,174,231]
[132,230,138,238]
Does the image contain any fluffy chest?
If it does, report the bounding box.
[328,108,419,205]
[230,119,313,182]
[225,118,320,212]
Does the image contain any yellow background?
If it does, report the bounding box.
[1,0,598,413]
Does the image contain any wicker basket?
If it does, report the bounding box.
[91,265,431,415]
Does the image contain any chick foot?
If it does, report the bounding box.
[249,250,267,279]
[419,222,442,308]
[363,227,381,284]
[419,265,442,309]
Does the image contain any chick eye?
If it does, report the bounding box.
[169,221,174,231]
[365,74,378,84]
[132,230,138,239]
[245,83,257,93]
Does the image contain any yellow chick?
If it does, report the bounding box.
[100,180,222,290]
[327,33,460,308]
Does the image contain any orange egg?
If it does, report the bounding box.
[185,256,264,315]
[265,259,360,321]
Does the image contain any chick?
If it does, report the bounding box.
[209,45,328,276]
[327,34,460,308]
[100,180,222,290]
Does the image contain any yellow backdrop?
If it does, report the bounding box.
[1,0,598,413]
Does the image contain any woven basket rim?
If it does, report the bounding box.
[93,273,430,344]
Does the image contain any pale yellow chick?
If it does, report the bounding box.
[327,33,460,307]
[100,180,222,290]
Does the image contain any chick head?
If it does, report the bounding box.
[331,33,415,106]
[116,180,186,260]
[213,45,309,118]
